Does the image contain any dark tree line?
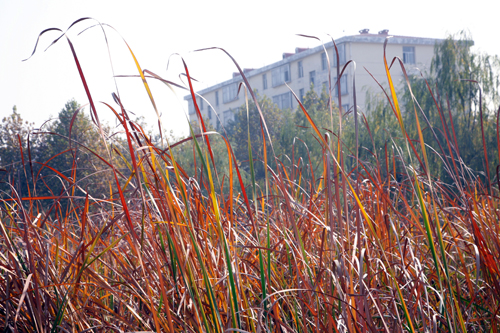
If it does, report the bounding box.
[0,100,126,207]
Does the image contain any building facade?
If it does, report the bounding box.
[185,29,442,128]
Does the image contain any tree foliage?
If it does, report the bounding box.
[0,106,35,198]
[0,106,34,168]
[0,100,126,206]
[364,32,500,185]
[225,93,292,181]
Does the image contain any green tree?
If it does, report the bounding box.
[0,106,35,197]
[292,85,342,176]
[226,93,294,183]
[35,100,122,201]
[0,100,126,206]
[365,31,500,184]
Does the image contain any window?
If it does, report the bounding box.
[321,52,328,70]
[215,91,219,106]
[309,71,316,87]
[223,83,239,103]
[188,99,196,115]
[298,61,304,78]
[273,92,292,110]
[299,88,305,103]
[342,104,350,112]
[199,97,203,110]
[207,105,212,119]
[263,74,268,90]
[322,81,328,90]
[223,110,233,125]
[334,75,348,96]
[272,64,291,87]
[403,46,415,64]
[333,44,346,67]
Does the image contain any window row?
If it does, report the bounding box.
[193,75,348,116]
[188,98,214,119]
[263,45,346,90]
[190,106,231,127]
[213,44,349,107]
[205,109,234,130]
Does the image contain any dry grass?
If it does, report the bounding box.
[1,19,500,332]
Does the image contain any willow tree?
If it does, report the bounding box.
[366,31,500,185]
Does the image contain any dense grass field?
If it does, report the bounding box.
[1,20,500,332]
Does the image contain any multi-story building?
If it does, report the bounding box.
[185,29,443,128]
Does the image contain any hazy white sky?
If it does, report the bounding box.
[1,0,498,137]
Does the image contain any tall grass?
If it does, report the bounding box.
[1,19,499,332]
